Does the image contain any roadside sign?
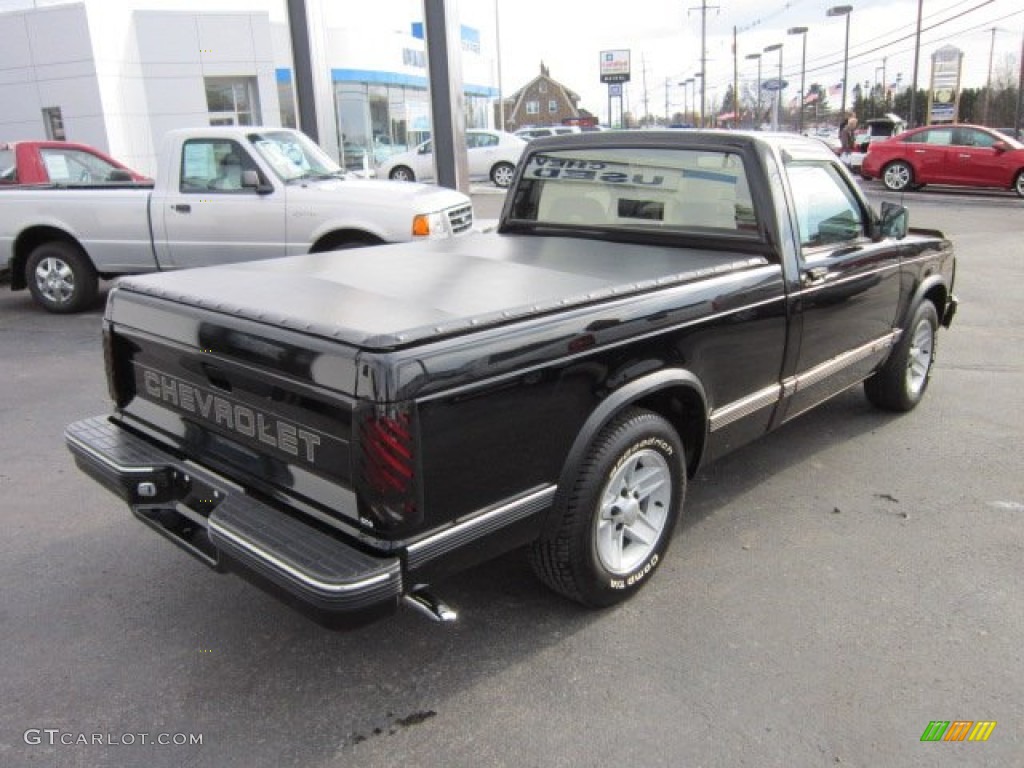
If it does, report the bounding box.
[600,49,631,84]
[762,78,788,91]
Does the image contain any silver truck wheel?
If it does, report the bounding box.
[882,161,913,192]
[594,447,672,575]
[529,407,685,607]
[25,242,98,314]
[389,166,415,182]
[865,301,938,411]
[491,162,515,188]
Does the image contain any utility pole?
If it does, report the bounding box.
[641,53,649,125]
[983,27,997,125]
[689,0,719,127]
[909,0,923,127]
[665,77,670,124]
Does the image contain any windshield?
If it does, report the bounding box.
[247,130,344,182]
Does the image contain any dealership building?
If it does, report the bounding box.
[0,0,499,175]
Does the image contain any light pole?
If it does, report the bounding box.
[788,26,808,132]
[693,73,703,126]
[681,77,694,124]
[764,43,783,131]
[827,5,853,119]
[745,53,762,128]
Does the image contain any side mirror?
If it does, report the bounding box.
[879,201,908,240]
[106,169,133,182]
[992,140,1009,154]
[242,169,273,194]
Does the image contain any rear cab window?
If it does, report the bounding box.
[506,146,760,240]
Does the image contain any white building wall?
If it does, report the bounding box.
[0,3,108,147]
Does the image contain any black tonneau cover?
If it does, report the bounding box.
[115,234,766,350]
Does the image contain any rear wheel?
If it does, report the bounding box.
[25,241,98,313]
[882,161,914,192]
[864,301,939,411]
[490,162,515,188]
[389,166,415,182]
[529,408,686,607]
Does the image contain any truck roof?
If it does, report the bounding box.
[524,128,837,162]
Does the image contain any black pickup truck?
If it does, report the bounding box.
[66,131,957,626]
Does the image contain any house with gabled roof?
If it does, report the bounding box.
[500,62,594,131]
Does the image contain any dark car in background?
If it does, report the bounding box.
[861,124,1024,196]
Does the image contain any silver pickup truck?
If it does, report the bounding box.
[0,127,473,313]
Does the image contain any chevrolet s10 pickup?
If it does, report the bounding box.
[66,131,957,626]
[1,127,472,313]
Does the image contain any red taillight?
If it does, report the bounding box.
[357,404,420,531]
[363,411,413,493]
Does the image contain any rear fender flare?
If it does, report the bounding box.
[547,369,707,530]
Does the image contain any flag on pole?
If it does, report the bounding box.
[804,91,819,105]
[828,82,843,97]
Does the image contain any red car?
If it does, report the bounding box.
[861,124,1024,196]
[0,140,150,186]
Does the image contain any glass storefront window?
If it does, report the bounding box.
[205,77,260,127]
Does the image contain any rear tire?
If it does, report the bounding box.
[864,301,939,411]
[490,162,515,188]
[882,161,914,192]
[25,241,98,314]
[389,166,415,182]
[529,408,686,607]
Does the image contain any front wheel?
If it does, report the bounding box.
[882,161,914,192]
[1013,171,1024,198]
[529,408,686,607]
[864,301,939,411]
[389,166,415,182]
[25,241,98,313]
[490,162,515,188]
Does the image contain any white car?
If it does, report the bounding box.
[515,126,582,140]
[378,129,527,188]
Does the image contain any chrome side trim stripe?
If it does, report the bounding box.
[785,330,900,392]
[709,384,782,432]
[707,330,900,432]
[407,485,557,569]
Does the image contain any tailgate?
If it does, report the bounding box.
[105,288,365,531]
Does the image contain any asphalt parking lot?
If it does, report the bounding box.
[1,183,1022,767]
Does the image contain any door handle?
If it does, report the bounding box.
[172,204,191,213]
[802,266,829,287]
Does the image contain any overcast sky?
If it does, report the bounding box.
[494,0,1024,121]
[2,0,1020,123]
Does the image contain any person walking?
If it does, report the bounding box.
[840,113,858,166]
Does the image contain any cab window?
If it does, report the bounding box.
[785,162,865,250]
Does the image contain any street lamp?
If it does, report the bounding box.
[764,43,783,131]
[693,72,703,126]
[827,5,853,118]
[788,26,808,133]
[745,53,762,128]
[678,78,694,124]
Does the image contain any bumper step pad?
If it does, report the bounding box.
[66,416,402,619]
